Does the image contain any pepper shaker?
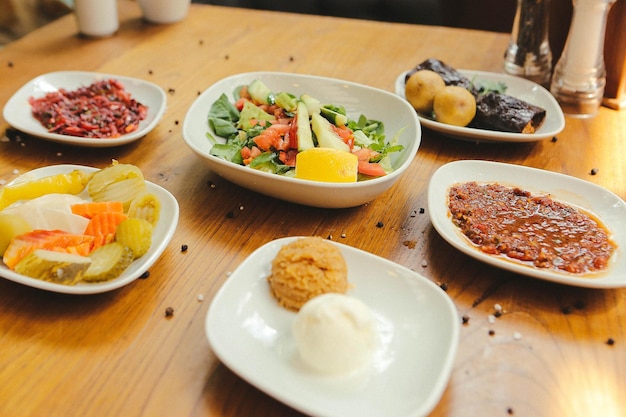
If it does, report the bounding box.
[504,0,553,87]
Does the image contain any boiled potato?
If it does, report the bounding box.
[433,86,476,127]
[404,70,446,114]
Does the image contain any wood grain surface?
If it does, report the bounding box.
[0,2,625,417]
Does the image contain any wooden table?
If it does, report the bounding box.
[1,2,625,416]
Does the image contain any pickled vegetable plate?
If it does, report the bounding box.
[0,165,179,294]
[183,72,421,208]
[394,70,565,143]
[3,71,167,147]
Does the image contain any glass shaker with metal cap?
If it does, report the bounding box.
[503,0,553,87]
[550,0,617,117]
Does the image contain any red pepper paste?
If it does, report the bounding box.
[448,181,615,274]
[29,79,147,138]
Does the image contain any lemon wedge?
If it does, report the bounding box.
[295,148,358,183]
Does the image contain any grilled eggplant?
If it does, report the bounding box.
[473,93,546,133]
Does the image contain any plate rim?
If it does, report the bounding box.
[0,164,179,294]
[428,159,626,288]
[395,69,565,143]
[2,70,167,148]
[205,236,460,417]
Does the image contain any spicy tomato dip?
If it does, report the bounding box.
[29,79,147,138]
[448,181,615,274]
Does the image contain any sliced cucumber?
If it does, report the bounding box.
[296,101,314,151]
[115,218,153,259]
[91,177,147,211]
[88,163,144,197]
[300,94,321,115]
[127,192,161,227]
[275,91,297,112]
[14,249,91,285]
[320,106,349,127]
[83,242,134,282]
[88,162,147,211]
[311,113,350,151]
[248,79,274,105]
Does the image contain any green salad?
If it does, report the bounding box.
[206,79,404,180]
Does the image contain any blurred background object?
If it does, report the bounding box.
[0,0,623,108]
[602,0,626,109]
[0,0,72,45]
[73,0,118,37]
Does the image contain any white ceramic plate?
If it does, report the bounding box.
[0,164,179,294]
[428,160,626,288]
[395,70,565,142]
[183,72,421,208]
[206,236,459,417]
[3,71,167,147]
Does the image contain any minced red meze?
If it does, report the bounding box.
[29,79,147,138]
[448,181,615,274]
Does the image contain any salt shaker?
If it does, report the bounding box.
[74,0,119,37]
[550,0,617,117]
[503,0,553,87]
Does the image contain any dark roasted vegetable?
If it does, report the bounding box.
[407,58,476,93]
[472,93,546,133]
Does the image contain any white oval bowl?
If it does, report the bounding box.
[428,160,626,288]
[0,164,179,294]
[3,71,167,147]
[182,72,421,208]
[395,69,565,143]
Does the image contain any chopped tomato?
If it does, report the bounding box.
[234,97,250,111]
[358,160,387,177]
[240,146,251,161]
[333,125,355,149]
[352,147,381,161]
[279,149,298,166]
[238,85,250,99]
[274,117,294,125]
[253,124,291,151]
[286,117,298,149]
[249,119,270,128]
[241,146,262,165]
[352,148,386,177]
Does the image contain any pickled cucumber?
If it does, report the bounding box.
[14,249,91,285]
[92,177,147,211]
[115,218,153,259]
[87,163,147,210]
[83,242,134,282]
[127,192,161,226]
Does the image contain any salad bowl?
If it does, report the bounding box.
[182,72,421,208]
